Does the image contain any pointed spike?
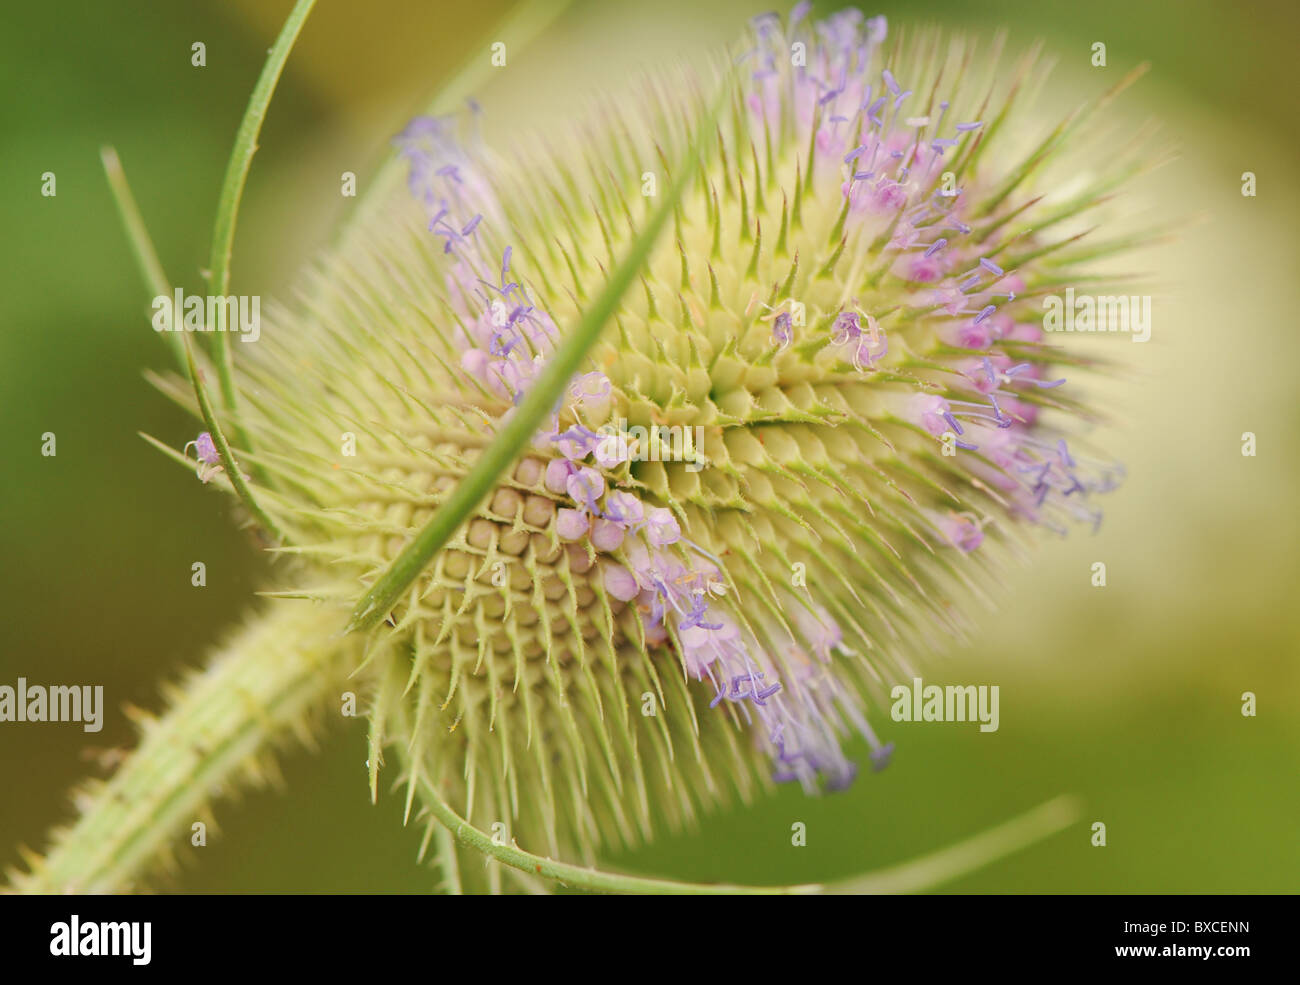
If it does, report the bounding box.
[745,217,763,281]
[775,191,789,257]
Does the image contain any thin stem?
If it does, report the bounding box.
[207,0,317,416]
[409,764,815,894]
[345,74,732,634]
[100,146,187,375]
[8,604,353,893]
[828,795,1082,894]
[184,339,285,544]
[402,727,1080,894]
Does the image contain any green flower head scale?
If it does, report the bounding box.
[14,4,1154,894]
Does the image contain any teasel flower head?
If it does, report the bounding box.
[226,4,1146,867]
[15,4,1153,892]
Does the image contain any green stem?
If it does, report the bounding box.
[103,150,282,543]
[207,0,317,417]
[346,76,731,634]
[9,604,353,894]
[100,146,187,375]
[402,726,1080,894]
[184,339,285,544]
[828,795,1082,894]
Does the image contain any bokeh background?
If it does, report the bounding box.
[2,0,1296,892]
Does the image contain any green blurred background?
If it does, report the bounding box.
[1,0,1296,892]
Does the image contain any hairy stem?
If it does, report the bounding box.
[8,603,354,894]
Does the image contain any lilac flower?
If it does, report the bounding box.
[937,512,985,552]
[592,434,631,469]
[602,490,645,529]
[189,431,218,465]
[544,458,578,495]
[589,517,625,552]
[184,432,222,483]
[829,310,888,370]
[601,562,639,602]
[569,372,612,404]
[566,467,605,514]
[556,508,590,541]
[679,592,723,632]
[552,425,601,461]
[644,507,680,546]
[772,311,793,350]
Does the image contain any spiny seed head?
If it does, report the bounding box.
[193,7,1143,862]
